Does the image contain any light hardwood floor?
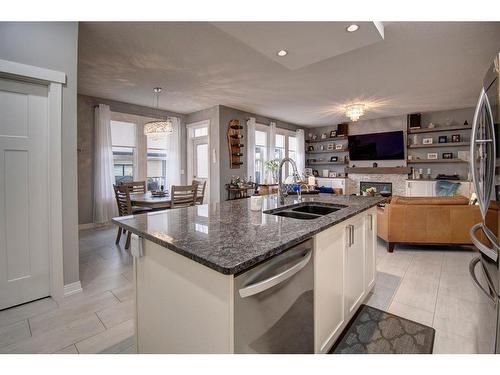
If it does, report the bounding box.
[0,226,496,354]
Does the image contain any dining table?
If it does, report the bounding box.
[130,192,171,210]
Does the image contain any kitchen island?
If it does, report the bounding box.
[113,194,384,354]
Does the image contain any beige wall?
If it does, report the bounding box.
[0,22,80,284]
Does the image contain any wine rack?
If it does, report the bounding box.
[227,119,244,169]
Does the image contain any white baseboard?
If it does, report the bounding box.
[63,281,83,297]
[78,222,113,231]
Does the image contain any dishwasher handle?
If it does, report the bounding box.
[239,249,312,298]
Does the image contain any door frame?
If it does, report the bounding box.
[0,58,66,301]
[186,120,210,203]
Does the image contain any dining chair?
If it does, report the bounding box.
[170,184,197,209]
[192,180,207,205]
[113,184,150,249]
[120,180,147,194]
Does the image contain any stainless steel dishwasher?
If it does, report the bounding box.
[234,239,314,354]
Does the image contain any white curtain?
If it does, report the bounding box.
[296,129,305,178]
[166,117,181,192]
[246,117,256,182]
[93,104,118,224]
[268,122,277,182]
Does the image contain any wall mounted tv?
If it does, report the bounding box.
[348,131,405,161]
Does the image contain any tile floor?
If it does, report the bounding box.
[0,225,496,354]
[0,225,135,354]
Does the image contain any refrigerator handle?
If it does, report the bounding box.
[470,223,499,262]
[469,257,496,305]
[470,87,496,220]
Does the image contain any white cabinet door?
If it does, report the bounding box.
[406,180,434,197]
[314,224,345,354]
[345,215,366,315]
[364,208,376,291]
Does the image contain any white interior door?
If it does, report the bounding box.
[0,78,50,309]
[193,136,209,203]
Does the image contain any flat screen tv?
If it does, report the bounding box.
[348,131,405,161]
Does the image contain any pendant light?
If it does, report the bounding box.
[144,87,173,137]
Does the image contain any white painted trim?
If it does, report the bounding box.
[186,120,211,203]
[63,281,83,297]
[78,222,113,231]
[0,58,66,84]
[0,61,67,303]
[47,81,65,301]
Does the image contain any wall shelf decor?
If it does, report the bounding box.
[408,124,472,134]
[227,119,244,169]
[408,142,469,149]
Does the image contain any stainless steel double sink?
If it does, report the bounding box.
[264,202,347,220]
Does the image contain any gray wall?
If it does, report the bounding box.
[0,22,80,284]
[77,94,187,224]
[218,105,302,201]
[308,107,475,179]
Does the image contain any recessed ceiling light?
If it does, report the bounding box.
[277,49,288,57]
[346,24,359,33]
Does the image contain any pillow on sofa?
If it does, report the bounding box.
[391,196,469,205]
[435,180,461,196]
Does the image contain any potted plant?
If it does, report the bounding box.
[361,186,377,197]
[264,159,280,183]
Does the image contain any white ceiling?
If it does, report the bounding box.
[78,22,500,127]
[211,22,384,70]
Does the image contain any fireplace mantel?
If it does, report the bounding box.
[345,167,411,175]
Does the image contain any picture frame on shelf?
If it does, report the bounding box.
[312,169,319,177]
[312,134,318,140]
[321,133,328,139]
[329,130,337,138]
[458,150,470,161]
[327,143,335,150]
[427,152,438,160]
[320,145,325,151]
[438,136,448,143]
[304,168,313,176]
[423,138,433,145]
[329,172,337,178]
[335,144,343,150]
[330,156,338,162]
[451,134,461,142]
[307,145,314,152]
[442,152,453,159]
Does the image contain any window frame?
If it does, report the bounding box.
[110,120,138,185]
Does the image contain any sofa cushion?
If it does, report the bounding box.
[390,195,469,206]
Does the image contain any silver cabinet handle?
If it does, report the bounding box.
[345,226,351,247]
[469,257,496,304]
[350,225,355,246]
[368,214,373,231]
[470,223,499,262]
[238,249,312,298]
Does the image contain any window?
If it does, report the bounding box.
[111,121,136,184]
[147,136,167,191]
[252,126,298,183]
[255,130,267,184]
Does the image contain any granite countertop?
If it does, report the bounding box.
[112,194,384,275]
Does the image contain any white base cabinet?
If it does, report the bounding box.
[406,179,473,197]
[314,207,377,353]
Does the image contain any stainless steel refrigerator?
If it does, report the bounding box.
[469,52,500,354]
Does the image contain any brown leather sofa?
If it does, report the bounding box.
[377,195,488,252]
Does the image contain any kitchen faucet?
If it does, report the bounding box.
[278,158,300,205]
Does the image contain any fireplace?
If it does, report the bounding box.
[360,181,392,196]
